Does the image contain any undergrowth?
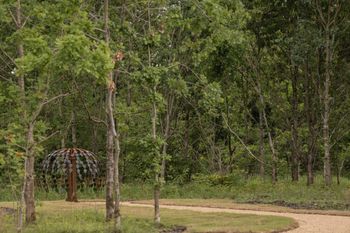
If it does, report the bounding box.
[1,175,349,210]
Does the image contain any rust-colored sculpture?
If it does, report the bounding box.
[43,148,98,202]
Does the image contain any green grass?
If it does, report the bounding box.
[1,175,350,210]
[0,201,296,233]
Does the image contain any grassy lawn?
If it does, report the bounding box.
[0,200,297,233]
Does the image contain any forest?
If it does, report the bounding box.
[1,0,350,233]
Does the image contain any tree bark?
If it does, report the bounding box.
[258,108,265,178]
[104,0,116,221]
[71,110,77,147]
[304,59,315,186]
[15,0,36,226]
[257,82,277,183]
[66,156,78,202]
[24,124,36,223]
[16,0,24,92]
[337,159,345,185]
[323,26,332,186]
[146,2,160,225]
[160,93,173,180]
[314,0,340,186]
[291,65,300,182]
[113,67,121,230]
[59,98,66,148]
[152,91,161,225]
[16,0,27,229]
[114,134,121,230]
[184,110,192,182]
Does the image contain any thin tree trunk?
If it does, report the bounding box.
[315,0,340,186]
[121,80,131,182]
[92,125,97,153]
[24,124,36,223]
[16,0,26,229]
[71,110,77,147]
[258,108,265,178]
[184,110,192,182]
[113,66,121,229]
[161,94,173,180]
[337,160,345,185]
[15,0,36,227]
[114,134,121,230]
[305,59,315,186]
[152,91,160,225]
[291,65,300,182]
[249,47,277,183]
[17,156,26,232]
[257,82,277,183]
[225,96,235,173]
[146,2,160,225]
[323,27,332,186]
[59,98,66,148]
[16,0,24,92]
[104,0,116,221]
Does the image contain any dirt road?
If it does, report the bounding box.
[123,202,350,233]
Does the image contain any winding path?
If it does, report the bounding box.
[123,202,350,233]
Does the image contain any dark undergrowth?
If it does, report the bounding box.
[1,175,350,210]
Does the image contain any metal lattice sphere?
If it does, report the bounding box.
[42,148,98,201]
[43,148,98,178]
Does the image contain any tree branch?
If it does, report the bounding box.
[35,131,60,146]
[31,93,70,124]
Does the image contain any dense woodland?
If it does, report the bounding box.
[1,0,350,230]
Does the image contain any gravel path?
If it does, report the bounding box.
[123,202,350,233]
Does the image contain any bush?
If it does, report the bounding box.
[192,170,245,186]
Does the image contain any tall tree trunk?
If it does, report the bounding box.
[121,80,132,182]
[291,65,300,182]
[114,134,121,230]
[113,68,121,229]
[15,0,36,227]
[16,0,26,229]
[323,26,332,186]
[59,98,66,148]
[249,47,277,183]
[314,0,340,186]
[257,82,277,183]
[71,110,77,147]
[337,159,345,185]
[305,59,315,186]
[104,0,116,221]
[146,3,160,225]
[16,0,24,92]
[152,89,160,225]
[24,124,36,223]
[161,93,173,180]
[184,110,192,182]
[258,108,265,178]
[66,156,78,202]
[92,125,97,153]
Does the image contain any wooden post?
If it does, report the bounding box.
[66,155,78,202]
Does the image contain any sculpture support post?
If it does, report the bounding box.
[43,148,97,203]
[67,156,78,202]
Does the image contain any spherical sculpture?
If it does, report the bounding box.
[42,148,98,202]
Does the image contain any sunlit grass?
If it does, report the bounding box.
[1,175,349,210]
[0,200,297,233]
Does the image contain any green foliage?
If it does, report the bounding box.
[1,2,350,228]
[1,209,160,233]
